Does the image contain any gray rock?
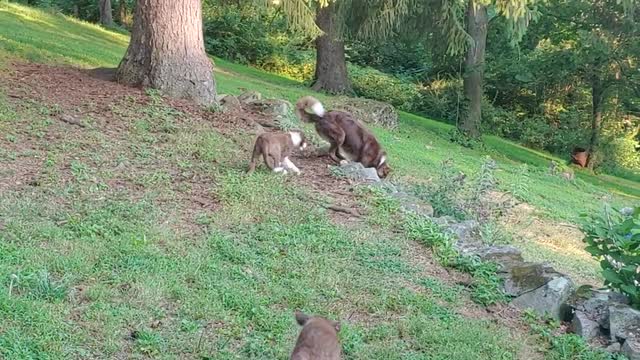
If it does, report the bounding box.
[392,191,434,217]
[214,93,229,102]
[606,342,622,353]
[448,220,480,244]
[502,263,550,297]
[336,162,380,182]
[432,216,456,227]
[571,311,601,341]
[570,287,630,329]
[475,246,523,269]
[622,338,640,360]
[511,275,575,320]
[250,99,293,117]
[237,90,262,103]
[218,95,241,111]
[620,207,635,217]
[610,304,640,341]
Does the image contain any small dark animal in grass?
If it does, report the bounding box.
[290,311,341,360]
[247,131,308,174]
[295,96,390,178]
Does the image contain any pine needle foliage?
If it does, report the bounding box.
[258,0,328,37]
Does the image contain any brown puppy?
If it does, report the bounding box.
[295,96,390,178]
[247,131,307,174]
[290,311,341,360]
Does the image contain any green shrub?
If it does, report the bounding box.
[598,136,640,174]
[348,64,420,112]
[403,213,508,306]
[202,4,309,70]
[518,115,554,150]
[582,206,640,309]
[417,77,462,124]
[259,50,315,82]
[481,102,521,138]
[203,5,278,64]
[347,38,432,82]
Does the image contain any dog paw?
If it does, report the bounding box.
[339,160,349,165]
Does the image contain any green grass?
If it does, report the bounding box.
[0,3,638,358]
[0,3,128,67]
[0,103,526,358]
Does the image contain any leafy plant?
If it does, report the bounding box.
[509,164,531,201]
[348,64,420,112]
[403,213,508,306]
[522,311,623,360]
[448,128,484,149]
[582,206,640,308]
[413,158,466,219]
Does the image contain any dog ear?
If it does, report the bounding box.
[295,311,310,326]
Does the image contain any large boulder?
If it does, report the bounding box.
[568,286,629,329]
[622,338,640,360]
[502,263,554,297]
[328,97,398,129]
[570,310,601,342]
[609,304,640,341]
[511,274,575,320]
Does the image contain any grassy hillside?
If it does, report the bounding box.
[0,3,635,359]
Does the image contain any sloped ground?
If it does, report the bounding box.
[3,1,639,296]
[1,3,637,358]
[0,62,546,359]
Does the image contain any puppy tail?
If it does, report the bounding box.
[295,96,325,122]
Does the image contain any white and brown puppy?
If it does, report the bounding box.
[290,311,341,360]
[247,131,307,175]
[295,96,390,178]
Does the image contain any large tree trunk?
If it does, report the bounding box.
[587,76,605,167]
[460,0,488,138]
[116,0,216,105]
[311,2,352,94]
[98,0,113,27]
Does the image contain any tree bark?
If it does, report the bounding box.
[460,0,488,138]
[99,0,114,27]
[311,2,352,94]
[587,76,605,167]
[116,0,216,105]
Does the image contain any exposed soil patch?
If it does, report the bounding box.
[0,62,362,230]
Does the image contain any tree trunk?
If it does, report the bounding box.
[116,0,216,105]
[99,0,113,27]
[460,0,488,138]
[311,2,352,94]
[587,76,605,167]
[117,0,127,27]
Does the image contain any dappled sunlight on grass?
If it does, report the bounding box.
[0,3,127,67]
